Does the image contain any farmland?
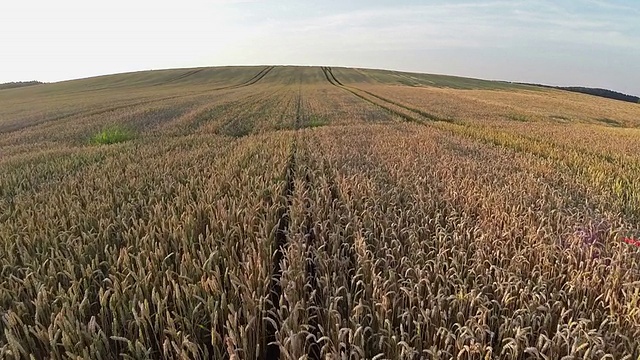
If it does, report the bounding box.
[1,65,640,359]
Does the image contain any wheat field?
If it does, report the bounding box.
[1,66,640,359]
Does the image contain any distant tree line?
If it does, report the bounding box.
[558,87,639,104]
[516,82,640,104]
[0,81,44,90]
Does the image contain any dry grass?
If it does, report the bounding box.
[1,66,639,359]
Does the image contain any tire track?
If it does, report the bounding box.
[240,66,275,87]
[298,153,322,360]
[325,67,343,86]
[294,89,304,129]
[321,66,338,86]
[321,67,452,124]
[264,140,296,360]
[159,68,207,85]
[304,207,322,360]
[354,87,451,122]
[263,86,316,359]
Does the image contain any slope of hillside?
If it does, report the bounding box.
[1,66,640,359]
[0,81,43,90]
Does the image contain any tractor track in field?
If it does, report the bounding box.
[304,208,322,360]
[321,66,451,124]
[155,66,273,89]
[299,158,322,360]
[294,89,304,129]
[264,89,324,360]
[239,66,275,87]
[294,90,319,357]
[323,67,343,86]
[0,67,276,135]
[264,140,296,360]
[161,68,207,84]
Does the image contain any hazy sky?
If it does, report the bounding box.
[2,0,639,95]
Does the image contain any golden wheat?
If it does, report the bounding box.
[1,66,639,359]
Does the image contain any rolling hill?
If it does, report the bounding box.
[1,66,640,359]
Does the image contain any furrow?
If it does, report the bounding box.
[239,66,275,87]
[321,67,449,125]
[264,140,296,360]
[159,68,207,85]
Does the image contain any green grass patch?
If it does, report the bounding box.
[90,126,135,145]
[305,115,328,128]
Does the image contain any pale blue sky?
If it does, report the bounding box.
[1,0,639,94]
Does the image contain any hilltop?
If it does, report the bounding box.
[0,80,43,90]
